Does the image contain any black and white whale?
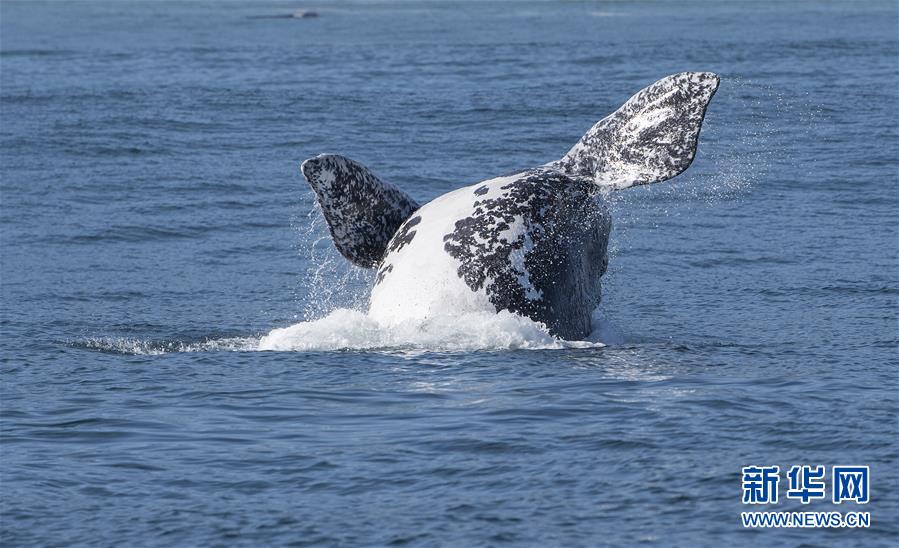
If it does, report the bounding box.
[300,72,720,340]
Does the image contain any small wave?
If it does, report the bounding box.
[60,224,225,244]
[0,48,73,58]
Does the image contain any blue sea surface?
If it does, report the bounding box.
[1,1,897,545]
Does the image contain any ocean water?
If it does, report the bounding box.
[1,0,897,545]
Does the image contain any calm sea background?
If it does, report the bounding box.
[1,1,897,545]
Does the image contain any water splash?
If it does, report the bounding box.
[73,336,258,355]
[294,206,373,321]
[72,310,607,355]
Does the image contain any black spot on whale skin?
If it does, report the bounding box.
[387,216,421,254]
[376,215,421,286]
[443,169,610,339]
[375,263,394,285]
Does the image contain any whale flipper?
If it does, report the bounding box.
[301,154,420,268]
[554,71,720,190]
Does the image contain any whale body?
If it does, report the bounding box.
[300,72,720,339]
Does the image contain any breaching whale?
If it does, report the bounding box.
[300,72,719,340]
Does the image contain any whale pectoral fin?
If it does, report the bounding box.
[301,154,420,268]
[555,72,720,190]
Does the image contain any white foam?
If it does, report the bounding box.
[258,308,604,352]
